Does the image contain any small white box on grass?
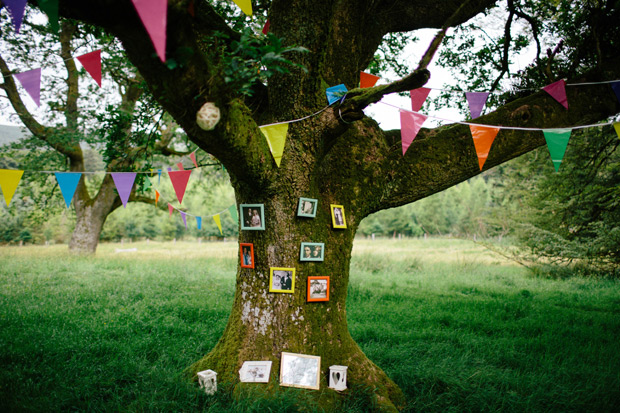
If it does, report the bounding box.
[197,369,217,395]
[328,365,348,391]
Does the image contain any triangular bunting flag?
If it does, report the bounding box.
[613,122,620,139]
[177,161,185,171]
[141,176,152,192]
[180,211,187,228]
[465,92,490,119]
[14,68,41,107]
[157,169,162,183]
[0,169,24,206]
[196,216,202,230]
[259,123,289,167]
[111,172,137,208]
[400,110,427,155]
[228,204,239,224]
[611,81,620,103]
[543,128,572,172]
[213,214,223,235]
[262,19,270,35]
[131,0,168,62]
[168,203,174,217]
[76,50,102,87]
[469,125,500,170]
[168,170,192,204]
[37,0,59,33]
[360,72,380,88]
[326,84,348,105]
[543,79,568,109]
[3,0,27,33]
[410,87,431,112]
[155,189,160,205]
[189,151,198,168]
[232,0,252,16]
[54,172,82,208]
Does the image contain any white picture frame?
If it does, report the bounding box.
[239,361,272,383]
[279,352,321,390]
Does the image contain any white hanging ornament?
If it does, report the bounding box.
[196,102,221,131]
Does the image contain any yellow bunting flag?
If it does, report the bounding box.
[232,0,252,15]
[213,214,223,235]
[469,125,500,170]
[614,122,620,139]
[0,169,24,206]
[259,123,289,167]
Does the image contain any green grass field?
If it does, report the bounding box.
[1,238,619,412]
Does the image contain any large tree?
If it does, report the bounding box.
[26,0,620,409]
[0,14,190,253]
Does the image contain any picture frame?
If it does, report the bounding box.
[240,204,265,230]
[299,242,325,262]
[279,352,321,390]
[297,197,318,218]
[307,276,330,302]
[330,204,347,229]
[269,267,296,293]
[239,361,272,383]
[240,243,255,269]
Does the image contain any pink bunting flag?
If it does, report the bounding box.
[360,72,380,88]
[189,151,198,168]
[410,88,431,112]
[131,0,168,62]
[465,92,489,119]
[168,170,192,204]
[14,68,41,107]
[76,50,102,87]
[177,161,185,171]
[3,0,28,33]
[543,79,568,109]
[469,125,500,170]
[111,172,137,208]
[180,211,187,228]
[168,203,174,217]
[400,110,427,156]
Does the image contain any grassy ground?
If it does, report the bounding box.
[1,238,619,412]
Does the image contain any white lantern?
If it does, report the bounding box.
[197,369,217,395]
[328,365,347,391]
[196,102,221,131]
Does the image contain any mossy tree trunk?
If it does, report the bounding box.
[55,0,620,409]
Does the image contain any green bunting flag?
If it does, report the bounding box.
[543,128,572,171]
[228,205,239,224]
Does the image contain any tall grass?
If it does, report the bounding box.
[1,238,619,412]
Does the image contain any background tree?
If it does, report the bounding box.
[17,0,620,409]
[0,11,193,253]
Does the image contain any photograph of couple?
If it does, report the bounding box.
[269,268,295,293]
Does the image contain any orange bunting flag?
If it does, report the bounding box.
[168,170,192,204]
[155,189,160,205]
[0,169,24,206]
[400,110,427,155]
[168,203,174,217]
[360,72,380,88]
[469,125,500,170]
[213,214,223,235]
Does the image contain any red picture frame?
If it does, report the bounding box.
[240,243,255,269]
[307,276,329,302]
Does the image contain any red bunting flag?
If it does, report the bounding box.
[469,125,500,170]
[76,50,102,87]
[14,68,41,107]
[168,203,174,217]
[262,19,270,35]
[177,162,185,171]
[168,170,192,204]
[543,79,568,109]
[360,72,380,89]
[131,0,168,62]
[400,110,427,156]
[410,88,431,112]
[189,151,198,168]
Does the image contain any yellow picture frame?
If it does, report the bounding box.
[269,267,296,293]
[330,204,347,229]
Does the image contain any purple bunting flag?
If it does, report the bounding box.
[3,0,28,33]
[111,172,137,208]
[14,68,41,107]
[465,92,489,119]
[180,211,187,228]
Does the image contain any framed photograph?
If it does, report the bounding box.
[240,243,255,269]
[307,276,329,302]
[240,204,265,230]
[297,197,318,218]
[330,204,347,229]
[239,361,272,383]
[279,352,321,390]
[269,267,296,293]
[299,242,325,262]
